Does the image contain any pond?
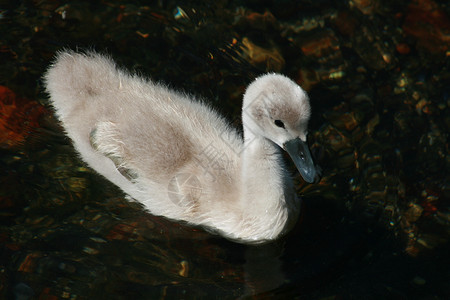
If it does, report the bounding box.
[0,0,449,299]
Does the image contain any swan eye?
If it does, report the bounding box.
[274,119,285,128]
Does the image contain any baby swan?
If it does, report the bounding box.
[44,51,319,244]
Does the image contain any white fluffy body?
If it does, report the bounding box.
[44,51,312,243]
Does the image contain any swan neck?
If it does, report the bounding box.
[241,135,284,204]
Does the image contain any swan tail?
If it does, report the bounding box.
[44,51,122,120]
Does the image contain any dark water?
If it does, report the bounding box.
[0,0,449,299]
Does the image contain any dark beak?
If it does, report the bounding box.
[283,137,319,183]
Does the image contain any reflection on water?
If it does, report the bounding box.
[0,0,449,298]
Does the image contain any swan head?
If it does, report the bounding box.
[242,73,319,183]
